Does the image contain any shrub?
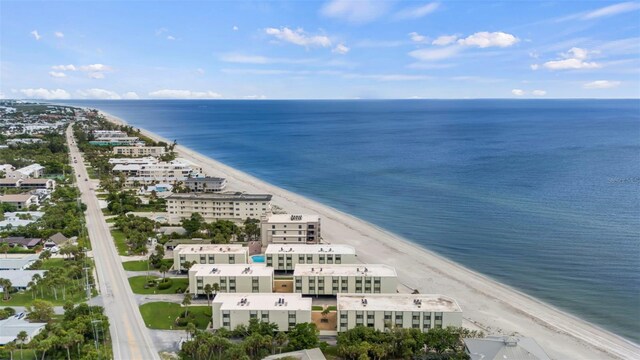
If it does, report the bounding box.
[157,279,172,290]
[175,287,184,294]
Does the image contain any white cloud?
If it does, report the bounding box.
[196,68,205,75]
[320,0,391,24]
[432,35,457,46]
[52,64,77,71]
[243,95,267,99]
[167,35,176,40]
[394,2,440,20]
[530,64,540,70]
[332,43,350,54]
[532,90,547,96]
[583,80,621,89]
[512,89,525,96]
[88,72,105,79]
[457,32,519,48]
[265,27,331,48]
[48,71,66,78]
[409,32,427,43]
[542,47,601,70]
[220,53,314,64]
[30,30,41,40]
[582,2,640,20]
[79,64,111,72]
[54,31,64,38]
[77,88,121,99]
[148,89,222,99]
[156,27,168,36]
[343,73,431,81]
[19,88,70,99]
[233,26,239,31]
[409,46,461,61]
[122,92,140,99]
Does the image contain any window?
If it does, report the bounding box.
[208,255,215,264]
[200,255,206,264]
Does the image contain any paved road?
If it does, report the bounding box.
[66,125,160,360]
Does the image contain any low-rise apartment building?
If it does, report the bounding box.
[166,192,272,223]
[0,194,39,210]
[184,177,227,193]
[294,264,398,295]
[260,214,321,246]
[212,293,312,331]
[5,164,44,179]
[112,146,166,157]
[92,130,128,138]
[108,157,158,165]
[19,178,55,190]
[265,244,357,271]
[188,264,274,295]
[173,244,249,271]
[336,294,463,332]
[112,158,202,185]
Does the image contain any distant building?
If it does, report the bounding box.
[5,164,45,179]
[265,244,357,271]
[260,214,321,246]
[112,146,166,157]
[211,293,312,331]
[188,263,274,295]
[0,316,46,345]
[89,138,141,146]
[184,177,227,193]
[0,194,39,210]
[92,130,128,138]
[173,244,249,271]
[337,293,463,333]
[464,336,551,360]
[263,348,326,360]
[294,264,398,295]
[0,178,22,188]
[112,158,202,185]
[166,192,272,223]
[108,157,158,165]
[19,178,56,190]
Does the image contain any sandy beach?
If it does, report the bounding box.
[103,111,639,360]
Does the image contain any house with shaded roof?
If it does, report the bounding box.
[464,336,551,360]
[0,236,43,249]
[44,232,70,249]
[0,194,39,210]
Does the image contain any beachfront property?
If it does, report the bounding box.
[173,244,249,271]
[92,130,128,138]
[188,263,274,295]
[265,244,357,271]
[293,264,398,295]
[211,293,312,331]
[138,183,174,195]
[89,137,141,146]
[166,192,272,223]
[0,194,39,210]
[111,158,202,185]
[260,214,321,246]
[336,293,462,332]
[184,176,227,193]
[4,164,45,179]
[108,156,158,165]
[112,146,166,157]
[463,336,551,360]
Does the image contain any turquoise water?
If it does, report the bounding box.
[251,255,265,263]
[59,99,640,342]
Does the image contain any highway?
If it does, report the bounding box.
[66,125,160,360]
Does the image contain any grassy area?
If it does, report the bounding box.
[39,258,67,270]
[101,208,112,216]
[312,305,324,311]
[122,259,172,272]
[139,302,211,330]
[128,276,188,294]
[327,305,337,311]
[1,288,90,306]
[110,229,129,255]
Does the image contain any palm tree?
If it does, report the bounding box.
[186,322,196,341]
[274,331,288,354]
[5,341,16,360]
[182,293,192,318]
[212,282,220,296]
[1,278,13,301]
[0,242,9,258]
[203,284,213,305]
[16,331,28,359]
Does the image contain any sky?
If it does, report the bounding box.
[1,0,639,99]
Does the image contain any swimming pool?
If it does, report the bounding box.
[251,255,265,263]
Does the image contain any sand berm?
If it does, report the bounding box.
[104,111,639,360]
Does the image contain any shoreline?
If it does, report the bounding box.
[97,108,638,359]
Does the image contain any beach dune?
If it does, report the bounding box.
[104,111,639,360]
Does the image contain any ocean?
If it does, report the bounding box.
[59,99,640,342]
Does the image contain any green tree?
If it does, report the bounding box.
[0,278,13,301]
[27,299,54,322]
[203,284,213,306]
[16,330,28,359]
[159,263,169,280]
[286,323,319,352]
[181,213,204,235]
[182,293,192,317]
[0,243,9,258]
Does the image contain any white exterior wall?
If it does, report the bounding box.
[112,146,166,157]
[167,195,272,223]
[294,265,398,295]
[173,244,248,271]
[260,215,321,246]
[265,245,358,271]
[188,264,273,295]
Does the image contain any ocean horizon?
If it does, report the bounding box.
[57,99,640,342]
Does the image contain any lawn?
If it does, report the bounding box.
[312,305,324,311]
[139,302,211,330]
[122,259,173,272]
[110,229,129,255]
[128,276,188,295]
[1,288,90,306]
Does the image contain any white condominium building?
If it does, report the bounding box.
[184,177,227,193]
[265,244,357,271]
[166,192,272,223]
[93,130,128,138]
[188,264,274,295]
[112,146,166,157]
[108,157,158,165]
[5,164,45,179]
[294,264,398,296]
[336,293,462,332]
[173,244,248,272]
[112,158,202,185]
[212,293,312,331]
[260,214,321,246]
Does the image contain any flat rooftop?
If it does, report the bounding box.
[266,244,356,255]
[213,293,312,311]
[108,157,158,164]
[337,294,462,313]
[168,192,272,202]
[265,214,320,223]
[189,263,273,277]
[175,244,248,255]
[293,264,396,277]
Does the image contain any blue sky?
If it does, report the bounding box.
[1,0,639,99]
